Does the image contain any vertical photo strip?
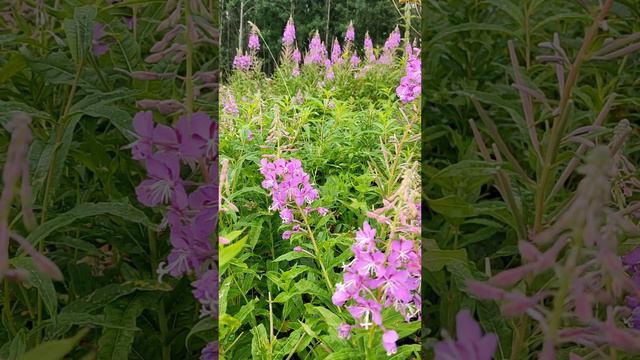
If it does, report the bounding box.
[0,0,218,359]
[219,0,421,359]
[423,1,640,359]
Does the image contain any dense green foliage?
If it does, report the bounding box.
[0,1,217,358]
[423,0,640,359]
[219,34,421,359]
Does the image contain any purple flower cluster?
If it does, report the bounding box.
[222,91,239,116]
[303,31,327,66]
[331,38,343,64]
[232,54,252,71]
[364,31,376,62]
[396,46,421,103]
[434,309,497,360]
[332,218,420,354]
[345,21,355,43]
[248,31,260,52]
[282,16,296,47]
[130,111,217,318]
[259,158,327,240]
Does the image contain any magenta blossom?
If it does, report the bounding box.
[345,21,355,42]
[282,16,296,47]
[434,309,497,360]
[233,54,252,71]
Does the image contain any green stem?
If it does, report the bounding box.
[148,229,170,360]
[3,280,17,336]
[298,206,333,292]
[533,0,614,231]
[37,58,85,345]
[184,0,195,119]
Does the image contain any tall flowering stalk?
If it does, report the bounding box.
[259,157,332,289]
[0,114,63,284]
[332,81,421,356]
[128,1,218,358]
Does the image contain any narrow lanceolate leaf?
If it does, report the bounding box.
[10,257,58,322]
[63,6,97,64]
[20,328,89,360]
[97,293,157,360]
[0,52,26,85]
[220,235,248,275]
[108,21,141,72]
[23,202,155,249]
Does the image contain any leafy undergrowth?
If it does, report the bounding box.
[424,1,640,359]
[219,7,421,360]
[0,1,217,359]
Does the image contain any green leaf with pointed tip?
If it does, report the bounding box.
[20,328,89,360]
[63,6,97,64]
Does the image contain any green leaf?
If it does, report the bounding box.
[20,328,89,360]
[250,323,269,360]
[63,6,97,64]
[97,293,156,360]
[0,101,51,128]
[23,202,155,249]
[186,317,215,348]
[323,350,363,360]
[0,52,26,85]
[424,248,468,272]
[108,21,141,72]
[220,235,247,275]
[9,257,58,322]
[427,195,477,219]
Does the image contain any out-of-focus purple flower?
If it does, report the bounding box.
[233,54,252,71]
[350,54,360,68]
[345,21,355,42]
[201,342,218,360]
[338,323,351,339]
[383,330,399,355]
[282,16,296,47]
[364,31,375,62]
[434,309,497,360]
[331,38,342,64]
[292,48,301,63]
[304,31,327,65]
[223,92,239,116]
[92,23,109,56]
[383,26,401,52]
[248,31,260,51]
[192,268,217,317]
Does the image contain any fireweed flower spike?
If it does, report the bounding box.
[396,46,421,103]
[0,114,63,282]
[232,53,252,71]
[467,146,640,357]
[248,28,260,52]
[282,15,296,47]
[364,31,375,62]
[434,309,497,360]
[345,20,355,43]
